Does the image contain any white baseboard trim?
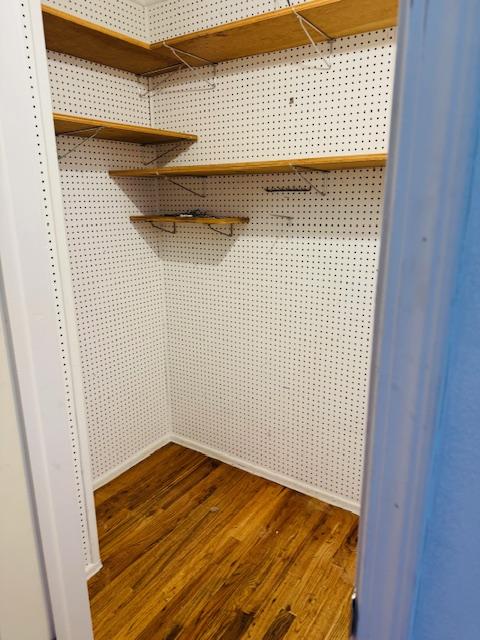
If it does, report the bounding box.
[171,434,361,515]
[92,433,173,490]
[85,560,102,580]
[91,432,360,514]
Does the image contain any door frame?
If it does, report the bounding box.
[3,0,480,638]
[355,0,480,637]
[0,0,95,637]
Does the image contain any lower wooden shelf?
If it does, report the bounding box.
[130,215,249,225]
[111,154,387,177]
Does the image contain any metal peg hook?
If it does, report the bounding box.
[265,185,312,193]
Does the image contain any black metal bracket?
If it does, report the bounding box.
[208,224,233,237]
[162,176,207,198]
[149,221,176,234]
[142,142,184,166]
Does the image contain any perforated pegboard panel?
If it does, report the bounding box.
[150,169,383,504]
[46,0,395,508]
[148,0,306,42]
[146,28,395,506]
[44,0,148,41]
[54,137,172,481]
[47,48,172,482]
[48,51,150,125]
[149,29,395,164]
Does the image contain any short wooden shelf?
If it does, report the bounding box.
[110,154,387,177]
[53,113,197,144]
[42,1,397,75]
[130,215,249,225]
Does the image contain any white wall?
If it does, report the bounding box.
[0,298,53,640]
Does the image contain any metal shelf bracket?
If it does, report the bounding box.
[288,0,334,70]
[138,48,216,96]
[208,224,233,237]
[162,44,217,89]
[289,164,328,196]
[150,221,176,234]
[58,126,105,160]
[142,142,184,166]
[162,176,207,198]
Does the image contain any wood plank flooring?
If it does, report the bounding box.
[89,444,358,639]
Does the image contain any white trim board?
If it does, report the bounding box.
[85,561,102,580]
[92,434,172,490]
[171,435,360,515]
[94,432,360,514]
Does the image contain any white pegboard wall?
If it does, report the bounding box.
[144,25,395,505]
[48,51,150,125]
[45,0,396,508]
[45,33,174,486]
[44,0,148,41]
[149,29,395,165]
[56,137,172,481]
[47,40,173,483]
[152,168,383,504]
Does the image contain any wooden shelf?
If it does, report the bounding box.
[42,5,177,75]
[42,1,397,75]
[154,0,398,72]
[110,154,387,177]
[53,113,197,144]
[130,216,249,225]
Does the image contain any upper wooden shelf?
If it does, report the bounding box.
[155,0,398,71]
[42,5,176,75]
[109,154,387,177]
[53,113,197,145]
[42,0,397,75]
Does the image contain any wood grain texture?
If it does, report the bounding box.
[42,1,397,75]
[89,444,358,639]
[109,154,387,177]
[158,0,398,68]
[53,113,198,144]
[42,5,178,75]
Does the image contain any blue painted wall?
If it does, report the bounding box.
[411,137,480,637]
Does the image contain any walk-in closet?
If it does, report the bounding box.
[31,0,396,636]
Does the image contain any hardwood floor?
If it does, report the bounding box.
[89,444,358,639]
